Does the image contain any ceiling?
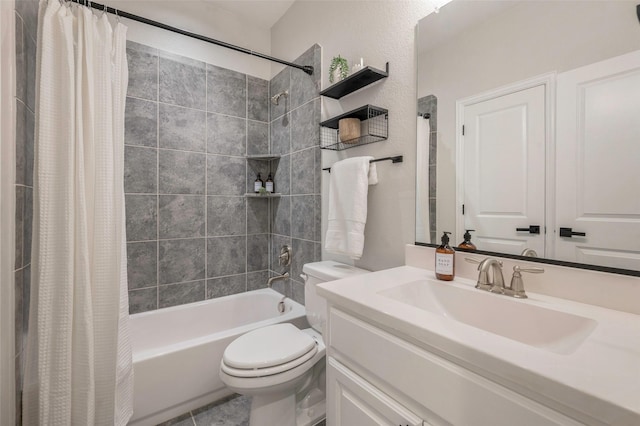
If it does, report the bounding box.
[207,0,296,29]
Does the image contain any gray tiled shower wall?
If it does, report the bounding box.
[14,0,38,424]
[125,42,322,313]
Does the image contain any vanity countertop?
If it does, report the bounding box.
[317,265,640,426]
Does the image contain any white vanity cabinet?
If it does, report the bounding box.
[325,307,584,426]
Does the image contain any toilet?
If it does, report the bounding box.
[219,261,369,426]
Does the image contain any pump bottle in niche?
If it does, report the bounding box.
[254,173,264,193]
[435,231,455,281]
[266,173,274,193]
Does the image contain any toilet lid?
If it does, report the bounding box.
[223,323,317,370]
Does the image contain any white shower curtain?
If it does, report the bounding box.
[23,1,133,424]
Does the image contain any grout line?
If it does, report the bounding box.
[156,51,160,310]
[245,73,249,293]
[204,65,209,300]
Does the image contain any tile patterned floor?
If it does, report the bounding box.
[157,394,326,426]
[157,394,250,426]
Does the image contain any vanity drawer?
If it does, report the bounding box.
[327,357,426,426]
[328,308,583,426]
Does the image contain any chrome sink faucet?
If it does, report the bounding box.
[465,257,544,299]
[476,258,505,293]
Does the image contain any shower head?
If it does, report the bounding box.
[270,90,289,105]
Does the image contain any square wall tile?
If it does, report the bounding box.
[270,234,291,272]
[207,155,246,196]
[159,195,205,239]
[247,198,269,235]
[159,281,205,308]
[247,270,269,291]
[125,195,157,241]
[159,52,206,110]
[271,196,290,237]
[291,98,319,152]
[14,186,24,269]
[292,238,317,280]
[207,196,246,237]
[207,113,246,157]
[125,97,157,147]
[159,104,206,152]
[291,44,321,110]
[127,241,157,290]
[129,287,157,314]
[207,236,246,278]
[207,64,246,118]
[270,68,290,121]
[248,76,269,122]
[270,113,290,156]
[159,149,205,195]
[291,148,315,195]
[124,146,157,194]
[271,155,290,196]
[247,234,269,272]
[206,274,246,299]
[24,187,32,265]
[159,238,205,284]
[24,31,36,112]
[15,21,25,103]
[126,48,158,101]
[291,196,315,241]
[247,120,268,156]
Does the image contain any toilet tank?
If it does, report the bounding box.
[302,261,369,334]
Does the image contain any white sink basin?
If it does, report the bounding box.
[378,279,597,355]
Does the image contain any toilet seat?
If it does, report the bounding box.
[221,323,318,378]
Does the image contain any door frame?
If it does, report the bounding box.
[455,72,556,255]
[0,0,16,424]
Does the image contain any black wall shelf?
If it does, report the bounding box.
[320,62,389,99]
[320,105,388,151]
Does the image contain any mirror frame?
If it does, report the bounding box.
[414,0,640,278]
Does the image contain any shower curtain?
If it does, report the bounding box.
[23,1,133,424]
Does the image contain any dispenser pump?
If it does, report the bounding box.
[459,229,476,250]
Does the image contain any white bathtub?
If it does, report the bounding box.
[128,288,308,426]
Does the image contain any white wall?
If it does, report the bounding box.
[271,1,433,271]
[102,0,272,79]
[417,0,640,240]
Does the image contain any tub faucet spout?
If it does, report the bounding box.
[268,271,290,288]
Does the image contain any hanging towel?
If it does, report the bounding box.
[325,156,377,259]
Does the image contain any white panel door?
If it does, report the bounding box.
[556,50,640,269]
[327,357,425,426]
[462,85,546,255]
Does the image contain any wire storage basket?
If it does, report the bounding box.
[320,105,388,151]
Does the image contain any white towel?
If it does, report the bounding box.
[325,156,377,259]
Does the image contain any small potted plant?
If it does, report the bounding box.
[329,55,349,84]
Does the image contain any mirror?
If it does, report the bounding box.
[416,0,640,274]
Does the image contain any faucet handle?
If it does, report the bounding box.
[509,265,544,299]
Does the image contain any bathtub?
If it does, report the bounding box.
[128,288,308,426]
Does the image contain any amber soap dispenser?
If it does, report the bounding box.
[435,231,455,281]
[458,229,477,250]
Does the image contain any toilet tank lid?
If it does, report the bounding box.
[302,261,370,282]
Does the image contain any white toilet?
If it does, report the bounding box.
[219,261,369,426]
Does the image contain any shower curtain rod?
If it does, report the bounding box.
[67,0,314,75]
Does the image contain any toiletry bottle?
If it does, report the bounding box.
[265,173,274,193]
[458,229,476,250]
[254,173,264,193]
[435,231,455,281]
